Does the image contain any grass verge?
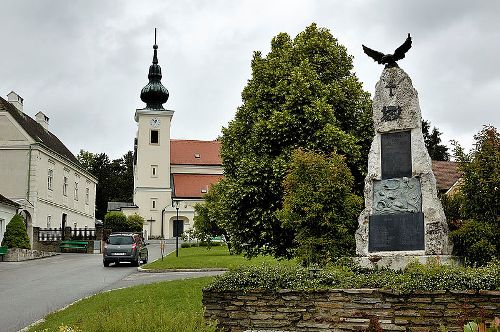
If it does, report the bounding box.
[29,277,216,332]
[143,245,297,270]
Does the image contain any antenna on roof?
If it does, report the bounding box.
[154,28,157,45]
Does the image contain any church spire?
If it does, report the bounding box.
[140,28,169,109]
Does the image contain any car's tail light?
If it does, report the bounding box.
[132,243,137,251]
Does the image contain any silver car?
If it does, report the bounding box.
[103,233,148,267]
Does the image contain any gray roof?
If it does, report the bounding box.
[0,96,79,164]
[0,193,20,208]
[107,201,137,211]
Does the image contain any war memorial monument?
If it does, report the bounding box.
[355,34,453,269]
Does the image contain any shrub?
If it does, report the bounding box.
[103,211,127,232]
[1,214,30,249]
[126,214,144,233]
[207,260,500,293]
[450,219,499,266]
[278,149,363,266]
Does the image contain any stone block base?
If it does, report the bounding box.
[2,248,58,262]
[353,255,459,270]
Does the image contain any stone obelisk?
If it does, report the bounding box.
[355,35,452,269]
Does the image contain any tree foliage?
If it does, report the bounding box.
[1,214,31,249]
[77,150,134,220]
[422,120,449,161]
[103,211,144,233]
[103,211,127,232]
[448,125,500,265]
[126,214,145,233]
[193,181,232,249]
[278,149,362,265]
[210,24,372,258]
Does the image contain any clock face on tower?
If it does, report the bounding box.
[150,117,161,128]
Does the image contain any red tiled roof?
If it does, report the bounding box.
[170,140,222,165]
[172,174,223,198]
[432,160,461,191]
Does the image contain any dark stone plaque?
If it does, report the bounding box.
[368,212,424,252]
[381,131,411,179]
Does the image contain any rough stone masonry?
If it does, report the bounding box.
[355,65,452,269]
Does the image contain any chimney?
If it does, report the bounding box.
[7,91,23,112]
[35,111,50,130]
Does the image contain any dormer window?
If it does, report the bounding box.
[194,153,201,159]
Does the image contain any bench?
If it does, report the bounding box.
[59,240,88,253]
[0,246,7,261]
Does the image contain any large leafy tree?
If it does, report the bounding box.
[213,24,373,258]
[77,150,134,220]
[422,120,449,161]
[278,149,362,265]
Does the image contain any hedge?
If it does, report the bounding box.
[206,260,500,294]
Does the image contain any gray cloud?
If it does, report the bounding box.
[0,0,498,159]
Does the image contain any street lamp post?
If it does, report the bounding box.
[175,205,179,257]
[173,200,180,257]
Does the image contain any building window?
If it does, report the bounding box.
[47,215,51,228]
[74,175,80,200]
[151,165,158,177]
[85,187,90,205]
[47,169,53,190]
[151,199,157,210]
[63,176,68,196]
[150,130,159,144]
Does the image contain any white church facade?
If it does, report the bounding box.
[118,38,223,239]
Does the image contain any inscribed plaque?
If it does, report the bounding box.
[381,131,412,179]
[368,212,424,252]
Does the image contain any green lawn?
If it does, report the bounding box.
[143,245,297,270]
[29,277,217,332]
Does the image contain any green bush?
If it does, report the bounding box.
[207,260,500,293]
[1,214,30,249]
[126,214,144,233]
[103,211,127,232]
[450,219,499,266]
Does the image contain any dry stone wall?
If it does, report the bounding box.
[203,288,500,331]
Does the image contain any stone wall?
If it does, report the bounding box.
[203,288,500,331]
[2,248,58,261]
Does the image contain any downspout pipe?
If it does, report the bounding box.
[26,144,33,201]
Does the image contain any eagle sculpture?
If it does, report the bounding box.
[363,33,412,68]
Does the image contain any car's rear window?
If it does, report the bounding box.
[109,236,134,245]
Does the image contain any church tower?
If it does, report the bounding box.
[133,30,173,238]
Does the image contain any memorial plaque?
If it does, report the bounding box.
[373,178,421,215]
[381,131,412,179]
[368,212,424,252]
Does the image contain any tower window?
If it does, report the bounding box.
[150,130,159,144]
[151,199,157,210]
[151,165,158,177]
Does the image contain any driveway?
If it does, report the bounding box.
[0,241,222,332]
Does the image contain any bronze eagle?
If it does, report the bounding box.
[362,33,412,68]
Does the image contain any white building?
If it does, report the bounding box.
[0,193,20,244]
[117,39,223,239]
[0,92,97,244]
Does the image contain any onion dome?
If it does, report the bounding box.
[140,40,169,109]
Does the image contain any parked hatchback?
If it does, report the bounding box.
[103,233,148,267]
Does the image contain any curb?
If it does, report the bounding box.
[137,266,228,273]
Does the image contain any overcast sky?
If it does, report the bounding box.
[1,1,498,159]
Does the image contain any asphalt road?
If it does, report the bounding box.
[0,241,222,332]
